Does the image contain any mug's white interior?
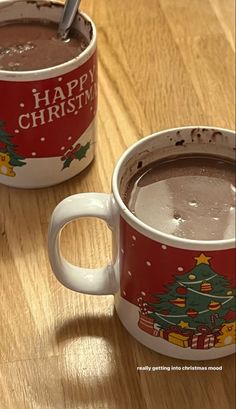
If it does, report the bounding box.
[0,0,94,78]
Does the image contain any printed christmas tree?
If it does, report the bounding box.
[0,121,26,168]
[149,253,236,331]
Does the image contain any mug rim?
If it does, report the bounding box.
[0,1,96,80]
[112,125,236,250]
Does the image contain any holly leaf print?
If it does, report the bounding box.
[75,142,90,161]
[62,157,73,170]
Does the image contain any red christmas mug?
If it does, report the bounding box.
[48,126,236,360]
[0,0,97,188]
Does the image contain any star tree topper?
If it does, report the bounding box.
[194,253,212,265]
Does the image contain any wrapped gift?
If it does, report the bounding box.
[191,325,218,349]
[159,326,178,340]
[153,322,161,337]
[159,328,165,339]
[168,332,189,348]
[138,313,154,335]
[159,325,193,347]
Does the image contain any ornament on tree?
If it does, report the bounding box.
[170,297,186,308]
[188,274,196,280]
[208,301,221,311]
[187,308,198,318]
[227,290,233,296]
[176,286,188,295]
[200,281,212,293]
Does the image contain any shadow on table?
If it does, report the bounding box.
[53,310,149,409]
[52,308,236,409]
[0,158,96,262]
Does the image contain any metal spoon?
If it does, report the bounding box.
[57,0,81,41]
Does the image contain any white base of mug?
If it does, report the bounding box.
[0,120,95,189]
[115,295,235,361]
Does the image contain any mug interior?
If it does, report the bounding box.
[0,0,95,79]
[114,126,236,248]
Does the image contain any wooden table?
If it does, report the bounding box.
[0,1,235,408]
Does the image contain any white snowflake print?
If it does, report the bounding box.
[161,244,167,250]
[146,261,151,266]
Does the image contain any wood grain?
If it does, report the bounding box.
[0,0,235,408]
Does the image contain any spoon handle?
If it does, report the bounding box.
[57,0,81,40]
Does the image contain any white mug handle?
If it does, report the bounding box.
[48,193,119,295]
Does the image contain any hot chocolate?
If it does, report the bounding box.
[0,19,89,71]
[124,155,236,240]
